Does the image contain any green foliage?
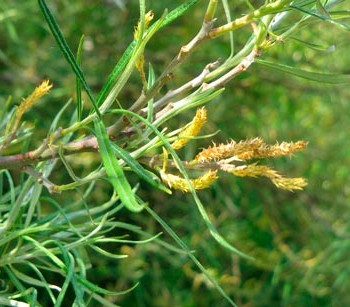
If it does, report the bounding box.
[1,0,350,306]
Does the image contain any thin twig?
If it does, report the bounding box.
[146,61,220,115]
[203,48,261,90]
[108,16,217,137]
[0,136,99,170]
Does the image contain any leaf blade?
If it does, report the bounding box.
[38,0,100,117]
[94,120,143,212]
[257,59,350,84]
[76,35,85,121]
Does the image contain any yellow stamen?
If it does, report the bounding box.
[172,107,207,150]
[133,11,154,40]
[223,162,307,191]
[160,170,218,192]
[11,80,52,133]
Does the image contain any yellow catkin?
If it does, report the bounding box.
[223,163,307,191]
[16,80,52,120]
[134,11,154,40]
[135,54,145,77]
[192,140,236,163]
[160,170,218,192]
[134,11,154,85]
[171,107,207,150]
[240,140,307,159]
[230,138,264,160]
[271,177,308,191]
[226,163,278,178]
[193,138,307,162]
[12,80,52,132]
[191,170,218,190]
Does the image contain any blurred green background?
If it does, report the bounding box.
[1,0,350,306]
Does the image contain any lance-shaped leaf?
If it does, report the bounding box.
[94,120,143,212]
[257,59,350,84]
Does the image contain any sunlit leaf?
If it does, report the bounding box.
[94,120,144,212]
[257,59,350,83]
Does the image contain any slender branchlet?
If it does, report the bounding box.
[208,0,290,38]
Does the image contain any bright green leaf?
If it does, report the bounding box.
[94,120,144,212]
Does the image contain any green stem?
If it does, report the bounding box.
[209,0,291,38]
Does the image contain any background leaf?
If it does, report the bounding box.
[257,59,350,83]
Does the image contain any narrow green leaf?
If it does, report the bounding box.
[55,249,74,307]
[316,0,330,17]
[147,63,156,89]
[111,143,171,194]
[147,63,156,123]
[94,120,143,212]
[0,297,29,307]
[87,293,120,307]
[23,236,65,269]
[97,232,162,245]
[330,10,350,19]
[291,37,335,52]
[38,0,100,117]
[145,206,237,307]
[290,2,350,30]
[0,95,12,124]
[27,262,58,303]
[139,0,146,38]
[89,245,128,259]
[71,250,87,306]
[96,40,137,107]
[24,181,43,227]
[59,145,81,182]
[159,0,199,29]
[9,265,58,304]
[257,59,350,83]
[0,170,16,208]
[4,105,17,137]
[153,88,224,127]
[3,266,39,306]
[49,99,73,134]
[76,35,85,121]
[1,176,35,234]
[77,275,139,296]
[222,0,235,57]
[4,265,26,293]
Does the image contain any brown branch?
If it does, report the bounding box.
[0,135,99,170]
[107,17,217,137]
[203,48,261,90]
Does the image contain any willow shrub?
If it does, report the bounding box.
[0,0,349,306]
